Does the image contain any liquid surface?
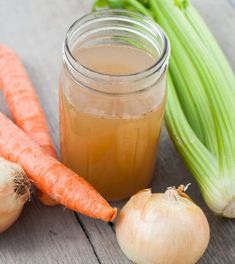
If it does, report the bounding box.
[74,45,155,75]
[60,45,166,201]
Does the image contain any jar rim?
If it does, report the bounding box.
[63,9,170,94]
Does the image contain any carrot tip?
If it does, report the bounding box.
[37,190,58,206]
[109,207,118,222]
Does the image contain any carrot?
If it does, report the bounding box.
[0,112,117,222]
[0,44,57,205]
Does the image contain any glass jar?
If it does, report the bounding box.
[59,10,170,201]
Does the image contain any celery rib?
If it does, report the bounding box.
[185,5,235,93]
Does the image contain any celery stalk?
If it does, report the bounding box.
[185,5,235,93]
[165,75,225,214]
[151,0,235,216]
[153,8,217,154]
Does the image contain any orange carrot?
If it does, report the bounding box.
[0,44,57,205]
[0,112,117,222]
[0,45,56,157]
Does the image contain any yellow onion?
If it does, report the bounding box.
[0,158,30,233]
[116,185,210,264]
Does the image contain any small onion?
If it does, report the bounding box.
[116,185,210,264]
[0,158,30,233]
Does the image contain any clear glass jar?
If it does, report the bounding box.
[59,10,170,201]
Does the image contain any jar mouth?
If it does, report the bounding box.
[63,9,170,94]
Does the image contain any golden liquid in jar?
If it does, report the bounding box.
[60,45,166,201]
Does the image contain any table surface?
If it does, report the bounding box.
[0,0,235,263]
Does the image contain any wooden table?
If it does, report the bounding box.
[0,0,234,263]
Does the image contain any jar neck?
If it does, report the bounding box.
[63,10,170,95]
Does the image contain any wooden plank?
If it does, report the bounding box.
[0,0,234,264]
[0,1,99,263]
[0,195,98,264]
[78,216,131,264]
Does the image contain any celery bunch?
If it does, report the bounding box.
[93,0,235,217]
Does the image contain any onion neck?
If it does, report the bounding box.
[164,185,192,201]
[164,188,180,201]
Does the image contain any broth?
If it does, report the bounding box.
[60,45,166,200]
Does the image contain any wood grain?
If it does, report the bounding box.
[78,215,131,264]
[0,195,99,264]
[0,0,234,263]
